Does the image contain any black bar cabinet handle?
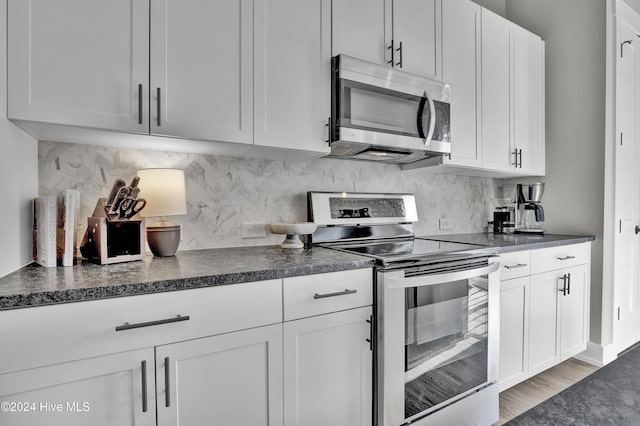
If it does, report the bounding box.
[164,357,171,408]
[138,84,143,125]
[396,41,403,68]
[141,360,148,413]
[556,256,576,261]
[567,273,571,295]
[558,274,567,296]
[518,149,523,168]
[156,87,161,126]
[387,39,395,66]
[115,315,190,332]
[512,150,519,166]
[504,263,527,270]
[325,117,331,143]
[314,289,357,299]
[366,315,373,351]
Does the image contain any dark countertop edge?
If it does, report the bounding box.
[0,259,375,311]
[493,235,596,254]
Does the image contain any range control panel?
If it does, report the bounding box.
[329,197,406,219]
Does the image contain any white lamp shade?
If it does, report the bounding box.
[137,168,187,217]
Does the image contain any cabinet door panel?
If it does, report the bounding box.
[560,265,589,359]
[442,0,481,167]
[254,0,331,154]
[8,0,149,132]
[481,8,513,172]
[150,0,253,143]
[332,0,390,64]
[156,324,283,426]
[284,307,372,426]
[392,0,441,80]
[0,349,154,426]
[513,26,544,175]
[528,271,560,375]
[499,277,529,391]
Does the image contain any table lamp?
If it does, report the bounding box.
[136,168,187,256]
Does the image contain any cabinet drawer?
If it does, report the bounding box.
[530,243,590,274]
[500,250,531,280]
[0,280,282,375]
[283,269,373,321]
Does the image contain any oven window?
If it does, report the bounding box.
[404,276,488,419]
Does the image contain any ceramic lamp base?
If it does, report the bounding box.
[147,224,181,256]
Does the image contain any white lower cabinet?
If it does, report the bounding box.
[527,271,560,375]
[283,306,373,426]
[559,265,589,360]
[498,244,591,391]
[0,348,155,426]
[157,324,283,426]
[0,269,373,426]
[499,277,529,390]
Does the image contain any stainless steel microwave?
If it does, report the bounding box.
[329,55,451,164]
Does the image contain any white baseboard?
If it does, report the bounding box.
[574,341,618,366]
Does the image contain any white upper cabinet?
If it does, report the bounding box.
[441,0,481,168]
[481,8,513,173]
[332,0,390,64]
[392,0,442,80]
[8,0,149,133]
[253,0,331,154]
[513,25,545,175]
[481,8,545,176]
[8,0,330,157]
[150,0,253,144]
[331,0,441,80]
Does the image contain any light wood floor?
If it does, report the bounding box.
[495,358,599,425]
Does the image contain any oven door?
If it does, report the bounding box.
[378,258,499,426]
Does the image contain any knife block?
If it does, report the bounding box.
[80,198,146,264]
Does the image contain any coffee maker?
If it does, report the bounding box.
[515,183,545,234]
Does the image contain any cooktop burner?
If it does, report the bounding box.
[325,237,489,265]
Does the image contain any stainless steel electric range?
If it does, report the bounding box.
[308,192,500,426]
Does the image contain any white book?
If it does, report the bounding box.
[33,196,57,268]
[57,190,80,266]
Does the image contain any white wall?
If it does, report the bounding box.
[0,0,39,278]
[506,0,607,345]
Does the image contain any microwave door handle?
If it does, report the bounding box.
[416,92,437,144]
[425,94,437,143]
[386,262,499,289]
[417,95,428,140]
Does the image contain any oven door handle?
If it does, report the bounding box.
[386,262,500,289]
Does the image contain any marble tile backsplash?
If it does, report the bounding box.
[38,141,500,251]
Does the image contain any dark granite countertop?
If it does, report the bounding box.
[418,233,596,254]
[0,233,595,311]
[0,245,374,311]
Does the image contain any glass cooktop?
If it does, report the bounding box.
[325,237,491,265]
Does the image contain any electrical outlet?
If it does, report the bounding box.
[439,218,452,231]
[241,222,267,239]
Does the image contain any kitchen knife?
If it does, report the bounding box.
[105,179,126,210]
[129,176,140,190]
